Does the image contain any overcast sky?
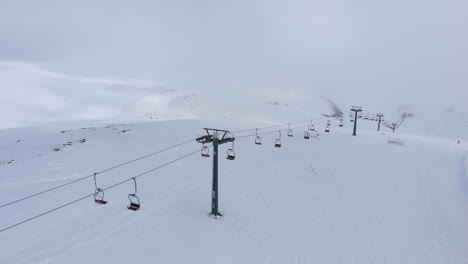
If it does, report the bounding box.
[0,0,467,115]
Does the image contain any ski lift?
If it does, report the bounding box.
[304,128,310,139]
[310,120,316,131]
[325,126,330,133]
[339,121,343,127]
[201,145,210,158]
[287,124,293,137]
[226,141,235,160]
[255,129,262,145]
[327,120,331,126]
[93,173,107,205]
[275,131,282,148]
[127,178,141,211]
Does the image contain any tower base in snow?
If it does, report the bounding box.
[209,212,223,219]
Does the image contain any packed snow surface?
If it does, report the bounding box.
[1,118,467,263]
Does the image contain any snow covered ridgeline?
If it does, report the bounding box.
[1,119,468,263]
[0,61,200,130]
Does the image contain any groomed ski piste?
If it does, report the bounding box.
[1,114,468,263]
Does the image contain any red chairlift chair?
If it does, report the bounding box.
[275,139,282,148]
[287,124,293,137]
[274,131,282,148]
[201,146,210,157]
[127,178,141,211]
[93,173,108,205]
[226,141,235,160]
[255,129,262,145]
[255,136,262,145]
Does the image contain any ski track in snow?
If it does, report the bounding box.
[418,166,454,264]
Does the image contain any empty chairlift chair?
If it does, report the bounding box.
[93,173,108,205]
[255,129,262,145]
[127,178,141,211]
[226,141,235,160]
[304,131,310,139]
[287,124,293,137]
[275,131,282,148]
[255,136,262,145]
[201,145,210,157]
[325,125,330,133]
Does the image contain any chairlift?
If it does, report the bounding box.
[255,129,262,145]
[93,173,107,205]
[304,130,310,139]
[275,131,282,148]
[127,178,141,211]
[339,121,343,127]
[201,145,210,157]
[287,124,293,137]
[325,126,330,133]
[327,120,331,126]
[226,141,235,160]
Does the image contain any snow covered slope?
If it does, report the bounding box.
[0,61,200,129]
[1,118,467,263]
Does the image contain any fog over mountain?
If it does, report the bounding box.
[0,0,467,134]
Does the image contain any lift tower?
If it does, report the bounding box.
[350,106,363,136]
[376,113,384,131]
[196,129,235,219]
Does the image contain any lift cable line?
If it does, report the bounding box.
[0,148,201,234]
[0,138,196,209]
[235,119,334,139]
[0,117,336,210]
[0,115,342,230]
[0,117,333,210]
[231,116,329,134]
